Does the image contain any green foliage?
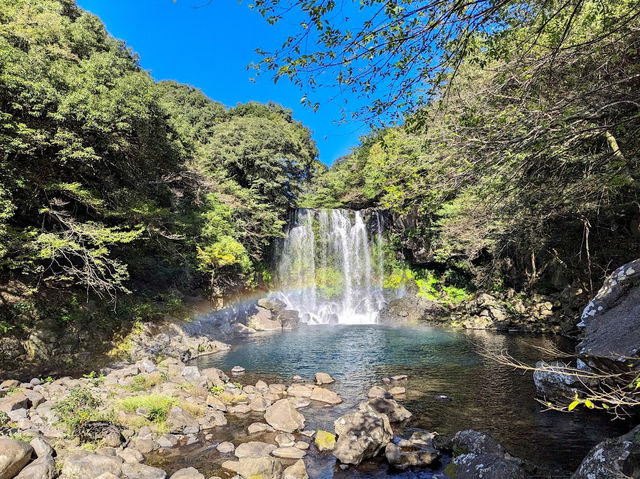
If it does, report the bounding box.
[117,394,175,424]
[54,386,102,433]
[0,411,9,427]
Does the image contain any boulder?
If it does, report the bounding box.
[247,422,274,434]
[0,392,29,412]
[247,307,281,331]
[29,437,53,458]
[216,441,235,454]
[332,409,393,465]
[15,454,56,479]
[314,430,336,451]
[452,429,505,456]
[264,399,305,433]
[315,373,335,385]
[287,384,313,398]
[571,425,640,479]
[367,386,387,399]
[360,398,412,423]
[60,452,123,479]
[385,440,439,470]
[578,258,640,359]
[275,433,295,447]
[378,290,445,324]
[310,387,342,405]
[271,447,306,459]
[121,462,167,479]
[222,456,282,479]
[235,441,277,458]
[277,310,300,329]
[450,453,526,479]
[0,438,33,479]
[533,361,582,401]
[257,297,286,312]
[169,467,205,479]
[167,406,199,434]
[282,459,308,479]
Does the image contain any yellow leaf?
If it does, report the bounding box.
[568,400,580,411]
[602,403,610,409]
[584,400,595,409]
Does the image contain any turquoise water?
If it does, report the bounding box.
[188,325,626,477]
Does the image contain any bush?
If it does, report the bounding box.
[54,387,102,433]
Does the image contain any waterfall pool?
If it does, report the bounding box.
[151,325,627,478]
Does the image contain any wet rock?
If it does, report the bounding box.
[533,361,581,401]
[452,429,505,456]
[571,425,640,479]
[315,430,336,451]
[367,386,387,399]
[310,387,342,405]
[272,447,306,459]
[391,375,408,381]
[264,399,305,433]
[249,397,269,412]
[258,297,286,312]
[247,307,281,331]
[360,398,412,423]
[248,422,274,434]
[333,409,393,465]
[15,454,56,479]
[235,441,277,458]
[60,451,123,479]
[315,373,335,385]
[275,433,295,447]
[379,291,445,324]
[434,394,452,402]
[385,440,439,470]
[231,365,246,375]
[287,384,313,398]
[216,441,235,454]
[222,456,282,479]
[169,467,205,479]
[282,459,308,479]
[450,453,526,479]
[0,438,33,479]
[388,386,405,396]
[295,441,309,450]
[121,462,167,479]
[278,310,300,329]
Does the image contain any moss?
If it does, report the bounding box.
[314,430,336,451]
[443,462,458,477]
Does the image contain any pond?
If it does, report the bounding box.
[157,325,628,478]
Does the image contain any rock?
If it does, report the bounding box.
[222,456,282,479]
[282,459,308,479]
[275,433,295,447]
[121,462,167,479]
[132,437,155,454]
[30,437,53,458]
[272,447,306,459]
[450,453,526,478]
[533,361,582,401]
[434,394,452,402]
[388,386,405,396]
[391,375,408,381]
[200,368,228,387]
[156,434,179,448]
[287,384,313,398]
[206,395,227,412]
[181,366,201,383]
[571,425,640,479]
[367,386,387,399]
[0,438,33,479]
[385,441,439,470]
[332,409,393,465]
[287,397,310,409]
[230,404,251,415]
[249,397,269,412]
[277,310,300,329]
[231,366,246,375]
[167,406,199,434]
[314,430,336,451]
[295,441,309,450]
[22,390,44,408]
[247,307,281,331]
[264,399,305,433]
[247,422,274,434]
[578,258,640,359]
[15,454,56,479]
[216,441,235,454]
[257,297,286,312]
[453,430,505,456]
[117,447,144,464]
[301,430,315,438]
[310,387,342,405]
[60,452,123,479]
[379,291,445,324]
[360,398,412,423]
[0,392,29,412]
[169,467,205,479]
[255,380,269,393]
[232,323,256,336]
[315,373,335,385]
[235,441,277,458]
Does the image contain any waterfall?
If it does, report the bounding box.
[275,208,385,325]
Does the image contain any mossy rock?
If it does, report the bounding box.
[314,430,336,451]
[443,462,457,477]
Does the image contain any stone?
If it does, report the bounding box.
[360,398,412,423]
[385,441,439,470]
[0,392,29,412]
[247,307,281,331]
[167,406,199,434]
[231,366,246,375]
[315,373,335,385]
[571,425,640,479]
[314,430,336,451]
[222,456,282,479]
[0,438,33,479]
[332,409,393,465]
[235,441,277,458]
[60,452,123,479]
[249,397,269,412]
[22,390,44,408]
[391,375,408,381]
[169,467,205,479]
[287,384,313,398]
[206,395,227,412]
[247,422,274,434]
[275,433,295,447]
[230,404,251,415]
[533,361,581,401]
[301,430,315,438]
[216,441,235,454]
[15,454,56,479]
[278,310,300,329]
[287,397,310,409]
[388,386,406,396]
[181,366,201,383]
[264,399,305,433]
[310,387,342,405]
[272,447,306,459]
[295,441,309,450]
[132,437,155,454]
[200,368,228,387]
[282,459,308,479]
[29,437,53,458]
[450,453,526,479]
[367,386,387,399]
[255,380,269,393]
[121,462,167,479]
[156,434,179,448]
[452,429,505,456]
[379,291,445,324]
[117,447,144,463]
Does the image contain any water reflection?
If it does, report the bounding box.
[195,325,628,477]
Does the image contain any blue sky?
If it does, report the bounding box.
[76,0,371,165]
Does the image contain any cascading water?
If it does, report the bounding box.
[275,208,385,324]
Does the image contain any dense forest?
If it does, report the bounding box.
[0,0,321,335]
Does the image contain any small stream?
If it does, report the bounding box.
[149,324,628,478]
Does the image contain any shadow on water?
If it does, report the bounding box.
[169,325,628,478]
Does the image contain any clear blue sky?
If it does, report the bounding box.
[76,0,371,165]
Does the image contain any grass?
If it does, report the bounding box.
[126,372,167,392]
[53,386,104,434]
[117,394,176,424]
